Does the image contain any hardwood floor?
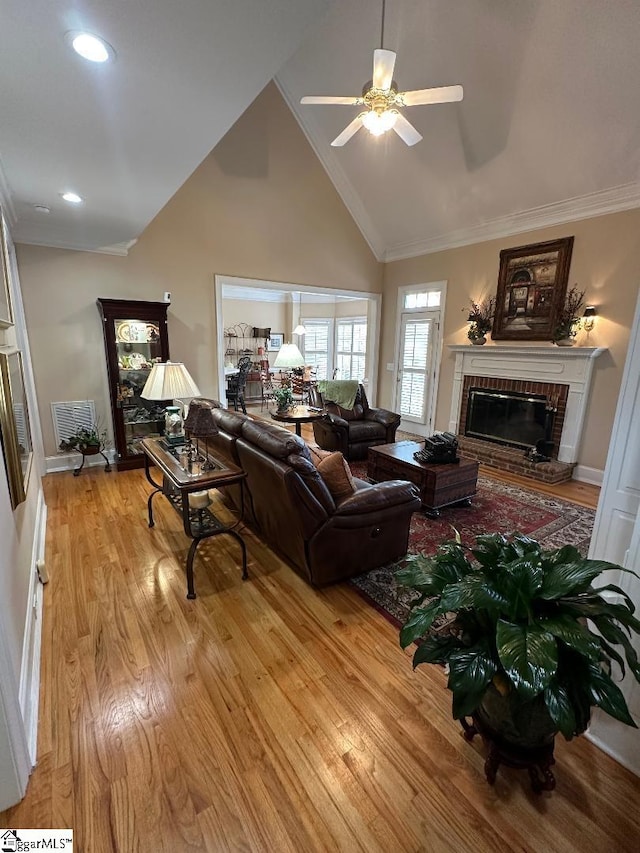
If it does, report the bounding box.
[3,451,636,851]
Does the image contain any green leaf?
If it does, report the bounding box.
[544,679,577,739]
[591,583,636,615]
[452,686,488,721]
[446,643,499,719]
[399,599,444,648]
[471,534,509,571]
[563,597,640,633]
[412,635,462,668]
[538,615,601,662]
[539,559,613,599]
[439,575,508,615]
[592,615,640,681]
[587,665,637,728]
[498,557,543,620]
[496,620,558,697]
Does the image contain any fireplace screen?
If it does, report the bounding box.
[465,388,549,450]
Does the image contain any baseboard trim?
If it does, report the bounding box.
[18,487,47,766]
[46,448,115,474]
[573,465,603,486]
[585,730,640,778]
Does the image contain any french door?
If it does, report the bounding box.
[395,311,438,435]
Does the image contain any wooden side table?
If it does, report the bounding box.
[270,405,324,437]
[141,438,248,598]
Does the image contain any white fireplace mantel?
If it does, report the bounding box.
[448,345,607,463]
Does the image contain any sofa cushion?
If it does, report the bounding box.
[308,445,333,467]
[241,418,306,459]
[317,452,357,502]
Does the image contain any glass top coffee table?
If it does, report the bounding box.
[270,405,324,436]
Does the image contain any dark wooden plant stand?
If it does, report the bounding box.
[73,446,111,477]
[460,714,556,793]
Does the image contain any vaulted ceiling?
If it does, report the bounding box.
[2,1,639,260]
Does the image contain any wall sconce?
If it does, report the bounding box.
[582,306,597,332]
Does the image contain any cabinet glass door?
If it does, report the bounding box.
[114,318,168,457]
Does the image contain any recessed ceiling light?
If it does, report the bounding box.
[33,204,51,214]
[61,192,83,204]
[66,31,115,63]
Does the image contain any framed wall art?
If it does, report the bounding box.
[491,237,574,341]
[0,208,14,327]
[267,332,284,351]
[0,350,32,509]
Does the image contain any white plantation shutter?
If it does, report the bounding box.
[398,317,433,421]
[336,318,367,380]
[303,320,330,380]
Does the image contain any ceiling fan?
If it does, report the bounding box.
[300,0,463,147]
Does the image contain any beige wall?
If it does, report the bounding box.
[382,209,640,472]
[17,83,381,456]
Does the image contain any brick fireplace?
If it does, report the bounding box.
[448,345,605,482]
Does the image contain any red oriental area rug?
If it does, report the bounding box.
[347,464,596,629]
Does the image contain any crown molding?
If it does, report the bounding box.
[275,76,385,263]
[384,181,640,261]
[14,236,137,256]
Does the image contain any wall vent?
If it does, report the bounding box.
[51,400,97,451]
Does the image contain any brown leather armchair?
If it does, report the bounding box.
[309,383,401,461]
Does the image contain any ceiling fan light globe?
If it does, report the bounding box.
[362,109,398,136]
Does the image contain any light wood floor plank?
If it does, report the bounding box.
[2,463,638,853]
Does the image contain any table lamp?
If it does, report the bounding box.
[141,361,201,446]
[273,343,305,371]
[184,400,220,470]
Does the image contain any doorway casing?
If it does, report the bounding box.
[213,274,381,406]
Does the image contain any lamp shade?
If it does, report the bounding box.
[583,306,597,318]
[141,361,201,400]
[293,324,306,336]
[273,343,305,369]
[184,401,219,438]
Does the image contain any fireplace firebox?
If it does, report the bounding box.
[465,387,554,453]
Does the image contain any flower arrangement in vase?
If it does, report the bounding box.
[467,297,496,345]
[552,285,585,345]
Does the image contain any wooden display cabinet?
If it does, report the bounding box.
[97,298,170,470]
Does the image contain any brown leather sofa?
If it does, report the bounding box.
[309,384,401,461]
[189,399,420,586]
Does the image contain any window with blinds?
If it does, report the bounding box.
[335,318,367,380]
[303,320,331,380]
[399,319,431,419]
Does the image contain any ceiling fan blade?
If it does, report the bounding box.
[372,49,396,90]
[401,84,464,106]
[331,115,364,147]
[301,95,359,105]
[392,113,423,146]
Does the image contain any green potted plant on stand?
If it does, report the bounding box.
[59,424,111,476]
[467,298,496,345]
[397,532,640,791]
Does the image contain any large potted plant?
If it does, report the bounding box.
[397,533,640,786]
